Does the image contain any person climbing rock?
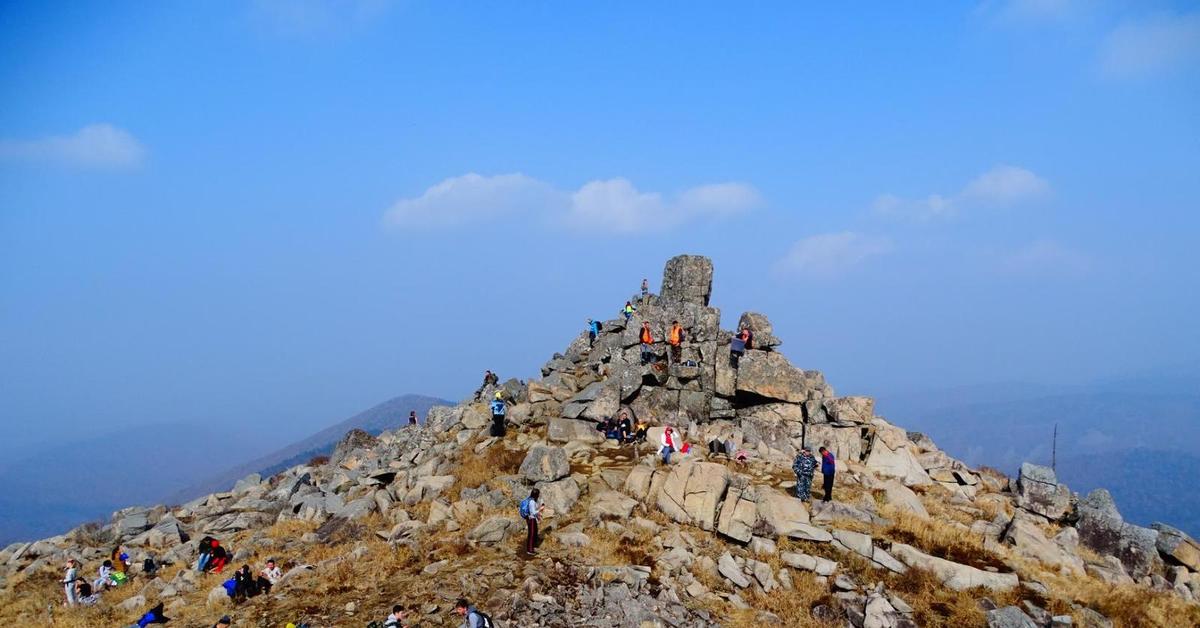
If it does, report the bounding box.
[668,320,685,364]
[730,326,752,368]
[640,322,655,365]
[623,300,637,321]
[454,598,493,628]
[792,447,817,502]
[819,446,836,502]
[62,558,79,606]
[474,370,498,400]
[660,426,677,465]
[587,318,602,347]
[489,392,507,437]
[519,488,544,555]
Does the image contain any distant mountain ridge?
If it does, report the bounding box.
[167,393,450,504]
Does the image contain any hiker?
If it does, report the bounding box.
[384,604,407,627]
[75,580,100,606]
[617,410,632,442]
[408,410,418,426]
[209,540,229,573]
[519,488,545,556]
[819,446,836,502]
[134,601,169,627]
[587,318,601,347]
[668,320,685,364]
[489,392,507,437]
[196,535,216,572]
[595,416,619,440]
[623,300,637,321]
[112,545,129,574]
[142,555,159,578]
[62,558,79,606]
[640,322,654,364]
[234,564,258,600]
[792,447,817,502]
[632,419,648,444]
[660,426,677,465]
[641,278,649,302]
[454,598,493,628]
[95,559,115,591]
[259,558,281,594]
[213,617,232,628]
[730,327,752,368]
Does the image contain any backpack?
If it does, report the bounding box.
[519,497,533,519]
[222,578,237,597]
[470,610,494,628]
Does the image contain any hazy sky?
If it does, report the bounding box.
[2,1,1198,456]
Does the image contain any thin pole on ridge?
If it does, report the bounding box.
[1052,423,1058,472]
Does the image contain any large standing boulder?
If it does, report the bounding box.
[716,485,758,543]
[1015,463,1071,520]
[736,311,782,349]
[986,606,1039,628]
[824,396,875,425]
[547,418,605,444]
[1002,515,1084,573]
[864,423,931,487]
[1151,523,1200,572]
[1074,489,1160,579]
[735,351,822,403]
[467,516,519,545]
[755,489,812,537]
[656,461,731,531]
[519,446,570,483]
[660,255,714,306]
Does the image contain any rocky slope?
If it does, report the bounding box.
[2,255,1198,628]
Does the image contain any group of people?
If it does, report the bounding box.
[196,536,230,573]
[594,410,647,444]
[222,558,282,602]
[61,545,138,607]
[792,446,837,502]
[375,598,492,628]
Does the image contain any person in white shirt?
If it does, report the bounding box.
[258,558,282,594]
[62,559,78,606]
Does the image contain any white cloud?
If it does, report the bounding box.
[775,232,893,279]
[875,165,1048,221]
[0,124,146,169]
[383,173,759,233]
[382,173,559,229]
[998,239,1092,276]
[1099,11,1200,78]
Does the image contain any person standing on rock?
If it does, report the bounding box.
[660,426,678,465]
[62,559,79,606]
[520,488,544,556]
[793,447,817,502]
[640,322,655,365]
[819,446,836,502]
[489,391,507,437]
[624,300,637,321]
[408,410,418,426]
[668,320,685,364]
[641,277,649,302]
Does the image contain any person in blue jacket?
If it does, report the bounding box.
[489,392,507,437]
[819,446,836,502]
[587,319,601,347]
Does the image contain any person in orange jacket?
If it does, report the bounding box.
[668,320,685,364]
[640,322,654,365]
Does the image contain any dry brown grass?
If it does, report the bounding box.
[448,438,527,500]
[881,510,1003,571]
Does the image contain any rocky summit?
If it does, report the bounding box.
[2,255,1198,627]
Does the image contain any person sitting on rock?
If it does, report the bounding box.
[623,300,637,321]
[74,579,100,606]
[792,447,818,502]
[617,411,632,442]
[489,392,507,437]
[259,558,282,594]
[134,601,169,627]
[707,438,727,457]
[213,616,232,628]
[384,604,407,627]
[640,322,655,365]
[632,419,648,444]
[142,555,159,578]
[234,564,258,600]
[454,598,493,628]
[208,540,229,574]
[660,426,678,465]
[668,320,685,364]
[196,535,216,572]
[94,559,115,591]
[112,545,129,575]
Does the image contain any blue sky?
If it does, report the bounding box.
[1,1,1198,455]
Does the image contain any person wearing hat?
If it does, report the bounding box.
[489,391,507,437]
[213,616,232,628]
[792,447,818,502]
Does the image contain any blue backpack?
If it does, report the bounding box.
[222,578,237,597]
[519,497,533,519]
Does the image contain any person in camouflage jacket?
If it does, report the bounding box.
[792,447,817,502]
